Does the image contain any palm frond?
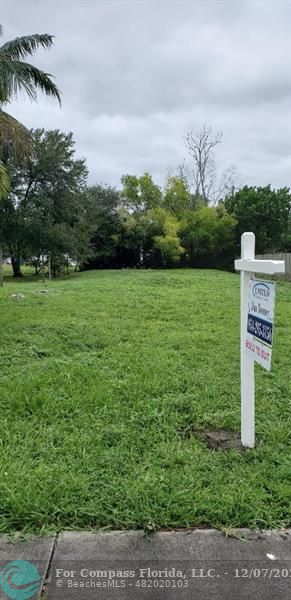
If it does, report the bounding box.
[0,56,36,101]
[0,109,33,160]
[0,33,55,60]
[0,57,61,104]
[0,161,10,198]
[19,61,61,103]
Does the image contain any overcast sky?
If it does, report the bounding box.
[2,0,291,190]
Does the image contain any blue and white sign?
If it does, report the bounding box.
[235,232,284,446]
[245,278,276,371]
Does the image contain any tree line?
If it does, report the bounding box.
[0,126,290,277]
[0,26,290,279]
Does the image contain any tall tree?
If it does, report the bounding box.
[185,124,238,205]
[0,25,61,278]
[185,125,222,204]
[0,25,61,177]
[224,186,291,254]
[2,129,88,276]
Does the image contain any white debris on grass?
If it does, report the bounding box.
[10,293,25,300]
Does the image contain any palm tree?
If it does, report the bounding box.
[0,26,61,103]
[0,25,61,278]
[0,158,9,197]
[0,25,61,188]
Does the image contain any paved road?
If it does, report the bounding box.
[1,530,290,599]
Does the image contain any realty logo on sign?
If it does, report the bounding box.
[245,278,276,371]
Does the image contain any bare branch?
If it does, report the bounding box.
[185,124,223,204]
[214,164,239,205]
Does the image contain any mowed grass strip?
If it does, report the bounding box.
[0,269,291,534]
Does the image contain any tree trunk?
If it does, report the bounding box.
[11,256,23,277]
[0,245,3,287]
[48,255,52,280]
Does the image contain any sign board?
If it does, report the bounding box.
[235,232,284,447]
[245,278,275,371]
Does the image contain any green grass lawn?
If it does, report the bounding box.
[0,269,291,534]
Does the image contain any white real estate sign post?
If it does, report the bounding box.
[235,232,285,448]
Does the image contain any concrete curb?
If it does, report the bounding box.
[0,530,290,599]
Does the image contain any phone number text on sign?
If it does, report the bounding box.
[247,315,273,345]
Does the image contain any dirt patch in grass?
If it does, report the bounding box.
[199,428,245,451]
[177,423,245,450]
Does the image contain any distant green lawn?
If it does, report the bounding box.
[0,269,291,534]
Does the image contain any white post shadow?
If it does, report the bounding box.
[235,233,285,448]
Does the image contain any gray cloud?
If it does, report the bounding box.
[2,0,291,189]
